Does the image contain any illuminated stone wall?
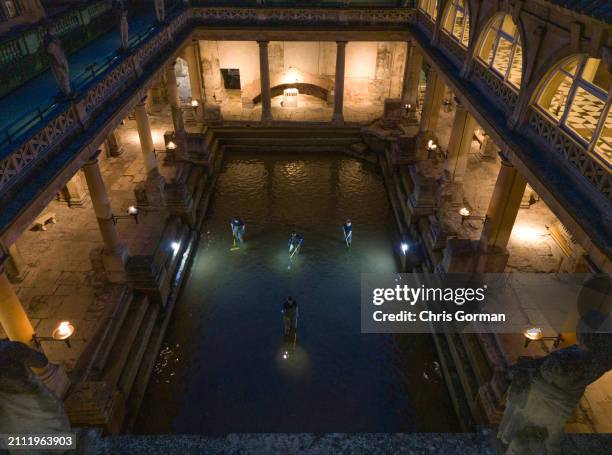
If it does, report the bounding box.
[198,40,407,107]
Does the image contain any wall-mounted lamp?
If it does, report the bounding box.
[167,141,177,150]
[523,327,562,349]
[426,139,438,158]
[171,241,181,254]
[401,242,409,255]
[33,321,76,348]
[112,205,139,224]
[459,207,486,225]
[191,99,199,108]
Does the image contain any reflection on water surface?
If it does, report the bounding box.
[135,152,458,434]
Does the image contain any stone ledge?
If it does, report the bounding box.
[80,429,612,454]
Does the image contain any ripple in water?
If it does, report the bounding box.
[135,152,459,434]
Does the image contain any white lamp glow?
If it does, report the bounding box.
[52,321,75,341]
[524,327,543,341]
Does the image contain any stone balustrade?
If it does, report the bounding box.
[190,6,413,27]
[0,6,412,210]
[526,107,612,200]
[414,8,611,209]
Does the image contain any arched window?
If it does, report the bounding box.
[441,0,470,48]
[418,0,438,20]
[477,14,523,89]
[536,55,611,164]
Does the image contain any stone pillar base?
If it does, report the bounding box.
[105,132,124,157]
[382,98,403,129]
[57,174,87,207]
[204,104,223,125]
[38,362,71,400]
[437,180,464,206]
[476,246,510,273]
[407,173,437,222]
[6,244,29,283]
[440,238,477,273]
[135,174,166,207]
[147,173,166,204]
[403,106,419,125]
[331,113,344,125]
[102,243,129,283]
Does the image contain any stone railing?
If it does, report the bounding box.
[415,10,435,36]
[438,30,467,69]
[471,60,518,115]
[0,107,80,192]
[526,108,612,200]
[191,5,413,26]
[0,6,412,202]
[0,8,191,197]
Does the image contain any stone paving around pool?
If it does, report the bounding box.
[0,106,180,374]
[218,92,384,123]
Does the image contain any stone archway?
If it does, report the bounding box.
[241,69,334,107]
[252,82,329,105]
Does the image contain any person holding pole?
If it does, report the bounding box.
[288,232,304,257]
[342,219,352,247]
[230,217,245,251]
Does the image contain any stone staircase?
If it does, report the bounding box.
[374,124,511,429]
[64,222,197,434]
[209,124,365,154]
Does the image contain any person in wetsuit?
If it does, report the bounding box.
[282,296,299,336]
[343,219,353,246]
[288,232,304,256]
[230,217,245,244]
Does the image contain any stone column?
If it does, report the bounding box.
[477,158,527,272]
[419,68,445,137]
[134,100,161,179]
[165,62,185,135]
[258,40,273,123]
[480,134,499,160]
[184,41,205,122]
[0,266,70,398]
[104,130,124,157]
[444,101,478,183]
[332,41,347,124]
[82,152,128,282]
[0,268,34,343]
[6,244,28,283]
[401,41,423,118]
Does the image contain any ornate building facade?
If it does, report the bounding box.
[0,0,609,442]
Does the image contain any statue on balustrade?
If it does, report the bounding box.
[43,24,71,98]
[154,0,165,24]
[498,274,612,454]
[114,0,129,51]
[0,339,71,436]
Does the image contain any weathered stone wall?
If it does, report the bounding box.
[197,40,407,106]
[200,41,225,104]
